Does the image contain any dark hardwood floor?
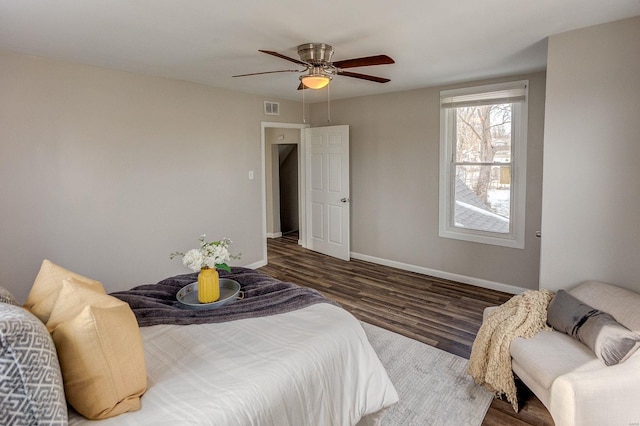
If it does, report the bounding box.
[258,233,554,426]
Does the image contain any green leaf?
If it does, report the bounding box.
[216,263,231,273]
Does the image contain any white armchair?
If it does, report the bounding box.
[549,352,640,426]
[485,281,640,426]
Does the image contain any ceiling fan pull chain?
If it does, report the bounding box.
[327,82,331,123]
[302,83,306,123]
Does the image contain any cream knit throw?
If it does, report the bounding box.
[467,289,554,412]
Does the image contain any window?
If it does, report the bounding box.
[439,80,528,248]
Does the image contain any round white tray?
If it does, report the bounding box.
[176,278,241,310]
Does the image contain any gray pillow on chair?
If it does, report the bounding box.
[547,289,640,366]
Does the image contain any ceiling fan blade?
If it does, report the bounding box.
[259,50,308,66]
[232,69,302,77]
[297,82,308,90]
[332,55,395,69]
[337,70,391,83]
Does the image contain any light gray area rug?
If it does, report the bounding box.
[362,322,493,426]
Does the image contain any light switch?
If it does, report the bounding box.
[248,171,254,180]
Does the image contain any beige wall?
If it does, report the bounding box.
[540,17,640,293]
[309,71,547,291]
[0,52,301,302]
[3,18,636,301]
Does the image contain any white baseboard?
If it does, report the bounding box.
[350,251,526,295]
[244,259,267,269]
[266,232,282,239]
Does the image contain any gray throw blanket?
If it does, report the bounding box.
[111,267,338,327]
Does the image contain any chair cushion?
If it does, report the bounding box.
[509,330,598,390]
[24,259,104,323]
[0,303,67,424]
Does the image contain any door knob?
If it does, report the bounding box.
[340,198,350,203]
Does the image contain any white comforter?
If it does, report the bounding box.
[68,303,398,425]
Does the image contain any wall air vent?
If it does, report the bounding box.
[264,101,280,116]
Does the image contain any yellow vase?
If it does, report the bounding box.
[197,267,220,303]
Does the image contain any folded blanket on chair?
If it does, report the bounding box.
[111,267,338,327]
[467,289,554,412]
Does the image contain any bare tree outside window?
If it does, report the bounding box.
[454,103,512,229]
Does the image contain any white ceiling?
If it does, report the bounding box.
[1,0,639,102]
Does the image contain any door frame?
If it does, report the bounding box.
[260,121,309,263]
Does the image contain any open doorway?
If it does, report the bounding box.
[261,122,351,264]
[266,139,299,239]
[261,122,307,264]
[278,144,299,238]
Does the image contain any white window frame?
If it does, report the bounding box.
[438,80,528,249]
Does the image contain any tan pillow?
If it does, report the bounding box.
[24,259,103,323]
[46,278,117,331]
[51,303,147,420]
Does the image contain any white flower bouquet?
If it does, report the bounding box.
[170,234,240,272]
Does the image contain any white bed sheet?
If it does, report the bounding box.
[68,303,398,425]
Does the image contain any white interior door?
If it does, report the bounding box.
[305,125,350,261]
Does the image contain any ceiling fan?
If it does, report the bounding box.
[233,43,394,90]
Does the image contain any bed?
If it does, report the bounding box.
[2,264,398,426]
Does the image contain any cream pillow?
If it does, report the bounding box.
[51,303,147,420]
[46,277,118,331]
[24,259,104,323]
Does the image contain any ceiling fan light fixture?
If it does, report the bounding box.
[300,74,332,89]
[235,44,394,91]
